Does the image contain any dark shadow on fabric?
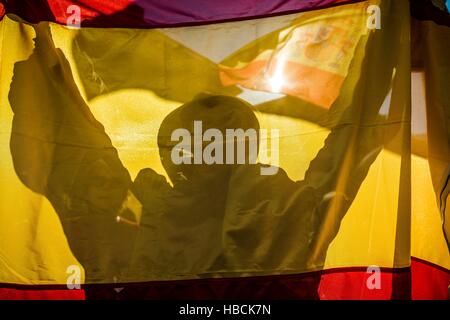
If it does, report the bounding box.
[8,15,398,299]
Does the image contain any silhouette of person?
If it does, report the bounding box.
[8,22,387,296]
[126,92,384,283]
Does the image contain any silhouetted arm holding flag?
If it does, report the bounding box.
[299,10,406,267]
[224,6,403,274]
[9,22,137,283]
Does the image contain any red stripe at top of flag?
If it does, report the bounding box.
[2,0,361,28]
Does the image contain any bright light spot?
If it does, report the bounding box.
[267,55,287,93]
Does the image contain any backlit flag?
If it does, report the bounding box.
[0,0,448,300]
[219,3,368,108]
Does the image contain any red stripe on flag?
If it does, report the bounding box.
[0,258,447,300]
[1,0,364,28]
[0,287,85,300]
[0,2,4,21]
[411,257,450,300]
[220,60,345,109]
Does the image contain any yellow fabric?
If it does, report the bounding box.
[411,19,450,267]
[0,0,447,285]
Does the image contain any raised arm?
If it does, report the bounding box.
[301,25,404,267]
[9,22,136,283]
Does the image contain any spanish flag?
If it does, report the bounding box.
[0,0,448,300]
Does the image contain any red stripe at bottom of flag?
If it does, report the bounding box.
[0,257,448,300]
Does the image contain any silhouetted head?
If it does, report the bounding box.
[158,94,259,186]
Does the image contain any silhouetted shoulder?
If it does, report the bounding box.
[132,168,171,207]
[226,163,315,215]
